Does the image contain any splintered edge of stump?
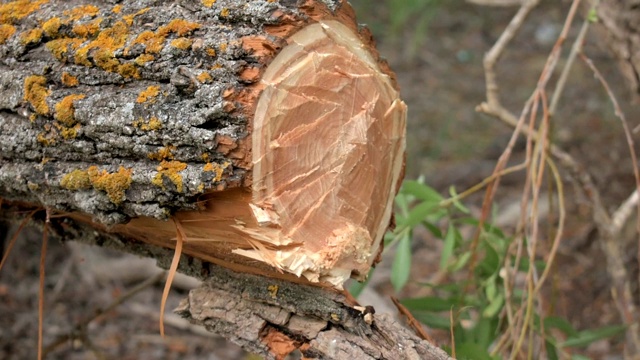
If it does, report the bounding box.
[0,0,406,288]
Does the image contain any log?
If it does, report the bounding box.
[0,0,406,287]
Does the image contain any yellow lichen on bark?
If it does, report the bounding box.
[203,161,229,182]
[133,116,162,131]
[60,169,91,190]
[137,85,161,103]
[0,0,49,24]
[201,0,216,8]
[197,72,212,83]
[148,145,175,161]
[87,166,133,204]
[0,24,15,44]
[170,37,192,50]
[61,72,79,86]
[63,5,100,20]
[153,161,187,192]
[41,17,62,37]
[20,28,43,45]
[46,38,84,61]
[24,75,50,116]
[54,94,85,126]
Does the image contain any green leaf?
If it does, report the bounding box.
[391,232,412,292]
[544,316,579,337]
[587,8,598,23]
[451,251,472,272]
[546,340,559,360]
[571,355,591,360]
[454,343,495,360]
[440,222,457,269]
[401,296,456,312]
[482,293,504,318]
[477,242,500,277]
[412,312,451,330]
[448,186,470,214]
[422,221,443,239]
[401,181,443,202]
[561,325,626,348]
[400,201,441,229]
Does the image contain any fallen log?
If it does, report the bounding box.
[0,0,451,358]
[0,0,405,286]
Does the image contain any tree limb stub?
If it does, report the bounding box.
[0,0,406,287]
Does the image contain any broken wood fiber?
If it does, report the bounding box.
[0,0,406,287]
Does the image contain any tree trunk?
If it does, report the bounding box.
[0,0,445,358]
[591,0,640,98]
[0,0,406,286]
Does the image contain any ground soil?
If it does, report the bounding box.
[2,1,639,359]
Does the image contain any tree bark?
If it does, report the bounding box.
[590,0,640,98]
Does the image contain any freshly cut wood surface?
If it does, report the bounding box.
[0,0,406,287]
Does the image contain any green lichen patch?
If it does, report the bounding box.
[24,75,50,115]
[153,160,187,192]
[60,169,91,190]
[87,166,133,204]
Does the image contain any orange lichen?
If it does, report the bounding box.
[24,75,50,115]
[0,0,48,24]
[201,153,210,162]
[60,169,91,190]
[87,166,133,204]
[220,8,229,18]
[111,4,122,14]
[170,37,192,50]
[202,0,217,7]
[203,161,229,182]
[46,37,84,61]
[219,42,227,53]
[136,85,160,103]
[20,28,43,45]
[36,131,57,146]
[54,94,85,126]
[61,72,79,87]
[63,5,100,20]
[197,72,212,83]
[122,8,150,26]
[72,18,102,38]
[117,62,139,79]
[58,123,81,139]
[0,24,15,44]
[159,19,200,37]
[130,30,164,54]
[74,20,128,70]
[42,17,62,37]
[206,48,216,57]
[133,116,162,131]
[134,53,154,65]
[148,145,175,161]
[152,160,187,192]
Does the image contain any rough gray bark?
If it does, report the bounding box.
[591,0,640,98]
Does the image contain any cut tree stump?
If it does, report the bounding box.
[0,0,405,287]
[0,1,449,359]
